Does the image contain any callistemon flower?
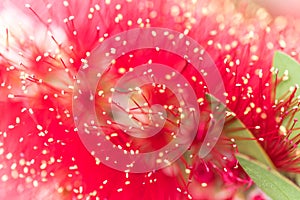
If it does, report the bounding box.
[0,0,300,199]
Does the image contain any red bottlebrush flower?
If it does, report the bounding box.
[0,0,299,199]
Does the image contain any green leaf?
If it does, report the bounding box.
[206,94,275,168]
[236,154,300,200]
[224,115,275,168]
[273,51,300,100]
[273,51,300,140]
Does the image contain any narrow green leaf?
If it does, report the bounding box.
[224,116,275,168]
[273,51,300,140]
[236,154,300,200]
[273,51,300,100]
[206,94,275,168]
